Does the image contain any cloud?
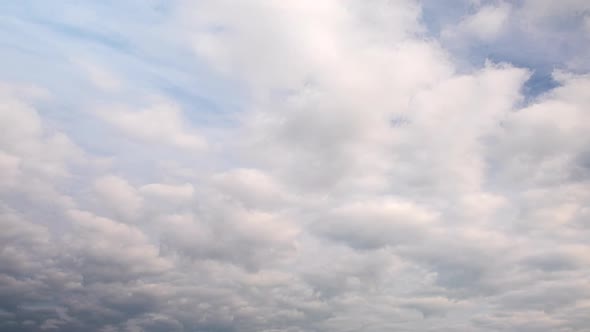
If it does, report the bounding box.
[520,0,590,21]
[139,183,194,201]
[211,168,289,209]
[0,1,589,332]
[442,3,511,42]
[0,84,81,180]
[66,209,171,283]
[313,198,438,250]
[93,175,143,220]
[96,100,207,151]
[0,151,21,188]
[157,202,299,270]
[75,60,123,92]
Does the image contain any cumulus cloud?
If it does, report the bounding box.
[520,0,590,21]
[93,175,143,220]
[211,168,290,209]
[139,183,194,201]
[442,3,511,42]
[313,198,438,250]
[96,100,207,151]
[75,60,123,92]
[0,1,589,332]
[66,209,172,281]
[0,84,81,181]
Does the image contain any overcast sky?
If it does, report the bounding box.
[1,1,590,331]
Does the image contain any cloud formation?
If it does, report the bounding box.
[0,1,589,331]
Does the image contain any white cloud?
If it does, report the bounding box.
[0,151,21,188]
[97,100,207,151]
[0,1,589,332]
[521,0,590,20]
[139,182,194,201]
[75,60,123,92]
[93,175,143,220]
[0,84,81,179]
[66,209,172,282]
[211,168,289,209]
[442,3,511,42]
[488,71,590,188]
[314,198,438,249]
[158,200,299,270]
[0,83,83,209]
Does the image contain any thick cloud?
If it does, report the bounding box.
[0,1,589,332]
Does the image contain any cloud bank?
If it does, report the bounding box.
[0,1,589,331]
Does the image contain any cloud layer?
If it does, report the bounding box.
[1,1,589,331]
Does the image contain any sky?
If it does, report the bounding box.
[0,1,590,331]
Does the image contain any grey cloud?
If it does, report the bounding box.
[210,168,291,210]
[312,198,437,250]
[400,296,464,318]
[521,250,584,272]
[157,201,299,271]
[65,209,171,283]
[96,100,207,151]
[496,281,590,313]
